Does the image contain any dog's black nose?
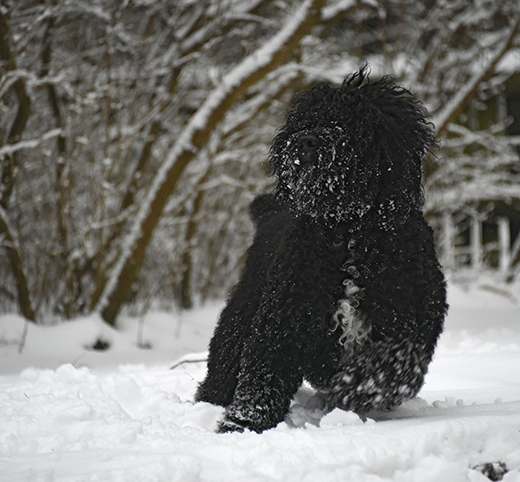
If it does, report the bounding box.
[297,134,318,166]
[298,134,318,151]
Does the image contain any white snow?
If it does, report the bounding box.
[1,278,520,481]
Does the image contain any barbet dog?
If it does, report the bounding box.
[195,68,448,433]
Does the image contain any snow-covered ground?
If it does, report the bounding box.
[1,277,520,481]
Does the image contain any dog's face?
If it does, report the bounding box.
[270,69,436,230]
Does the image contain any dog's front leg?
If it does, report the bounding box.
[217,317,303,433]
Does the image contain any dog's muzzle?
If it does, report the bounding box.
[296,134,319,167]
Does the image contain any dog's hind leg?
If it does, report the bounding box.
[321,334,434,416]
[195,273,265,407]
[196,199,291,409]
[194,307,246,408]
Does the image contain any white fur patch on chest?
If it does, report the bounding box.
[332,277,371,348]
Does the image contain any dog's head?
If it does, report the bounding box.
[270,68,436,230]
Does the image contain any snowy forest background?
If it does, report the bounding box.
[1,0,520,327]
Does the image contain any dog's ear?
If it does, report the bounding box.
[249,193,285,226]
[371,84,436,230]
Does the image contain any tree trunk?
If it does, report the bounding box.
[0,10,35,321]
[180,170,209,310]
[0,209,35,322]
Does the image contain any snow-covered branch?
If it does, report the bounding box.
[321,0,356,22]
[0,129,63,157]
[433,15,520,138]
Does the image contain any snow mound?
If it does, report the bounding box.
[0,280,519,480]
[1,361,520,481]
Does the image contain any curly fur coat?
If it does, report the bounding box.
[195,69,448,433]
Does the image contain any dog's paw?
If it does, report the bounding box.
[217,419,246,434]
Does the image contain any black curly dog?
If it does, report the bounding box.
[195,69,448,433]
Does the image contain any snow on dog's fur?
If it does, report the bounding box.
[195,68,448,433]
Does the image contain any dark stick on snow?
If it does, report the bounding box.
[170,356,208,370]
